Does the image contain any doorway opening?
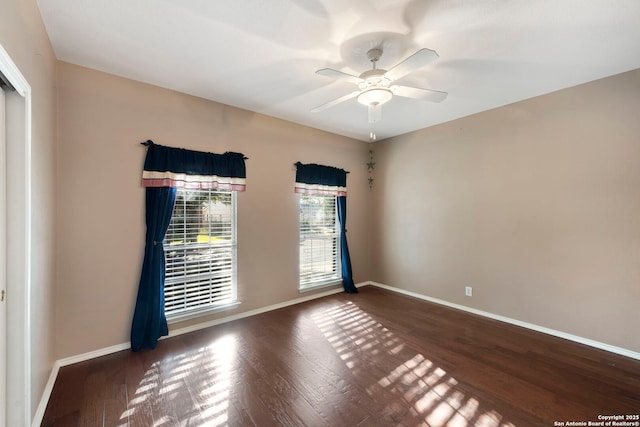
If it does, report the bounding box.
[0,43,32,427]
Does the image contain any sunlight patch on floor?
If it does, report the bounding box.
[312,301,517,427]
[120,334,237,426]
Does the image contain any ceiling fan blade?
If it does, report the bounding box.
[316,68,363,84]
[368,104,382,124]
[310,91,360,113]
[391,85,448,103]
[384,48,439,82]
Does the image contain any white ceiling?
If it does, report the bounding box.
[37,0,640,142]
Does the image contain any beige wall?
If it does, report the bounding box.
[56,62,371,359]
[0,0,58,421]
[371,69,640,353]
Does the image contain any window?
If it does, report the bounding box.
[163,188,237,320]
[299,194,341,289]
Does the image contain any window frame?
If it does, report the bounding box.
[163,188,239,322]
[298,193,342,291]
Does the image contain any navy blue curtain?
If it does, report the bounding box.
[337,196,357,293]
[295,162,347,189]
[131,187,177,351]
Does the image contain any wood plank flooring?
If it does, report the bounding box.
[42,286,640,426]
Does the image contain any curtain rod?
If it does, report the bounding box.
[139,140,248,159]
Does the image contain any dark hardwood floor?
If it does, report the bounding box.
[42,286,640,426]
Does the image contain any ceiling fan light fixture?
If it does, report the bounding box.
[357,87,393,106]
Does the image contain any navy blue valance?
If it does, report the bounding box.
[295,162,347,196]
[141,141,247,191]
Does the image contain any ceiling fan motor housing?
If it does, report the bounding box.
[359,69,390,88]
[357,68,393,106]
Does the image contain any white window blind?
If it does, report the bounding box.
[299,194,341,288]
[163,188,236,319]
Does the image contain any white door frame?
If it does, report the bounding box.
[0,43,32,427]
[0,80,6,427]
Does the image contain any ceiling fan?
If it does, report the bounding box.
[311,47,448,124]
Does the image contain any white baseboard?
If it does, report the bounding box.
[31,283,353,426]
[31,362,58,427]
[365,281,640,361]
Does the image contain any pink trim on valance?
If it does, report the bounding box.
[142,170,246,192]
[294,183,347,197]
[143,178,246,191]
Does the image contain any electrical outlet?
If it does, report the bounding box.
[465,286,473,297]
